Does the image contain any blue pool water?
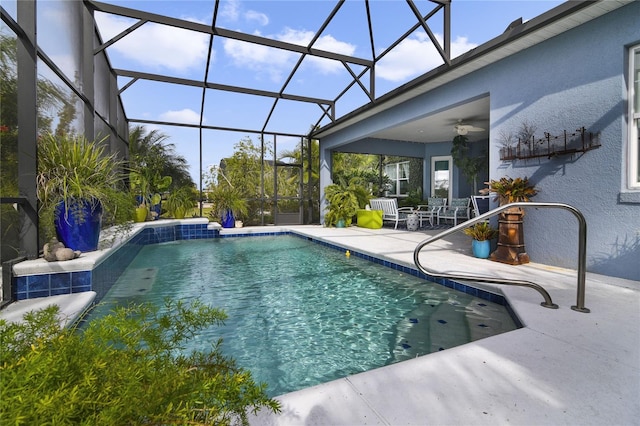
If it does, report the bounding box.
[93,235,518,397]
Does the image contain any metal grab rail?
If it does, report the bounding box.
[413,202,590,313]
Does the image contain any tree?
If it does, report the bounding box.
[128,125,194,191]
[451,134,486,194]
[333,152,390,197]
[1,33,75,260]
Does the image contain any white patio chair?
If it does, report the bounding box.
[438,197,471,226]
[471,195,491,218]
[369,198,413,229]
[415,197,447,227]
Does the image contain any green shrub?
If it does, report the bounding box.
[0,300,280,425]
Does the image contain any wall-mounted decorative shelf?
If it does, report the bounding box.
[499,127,600,161]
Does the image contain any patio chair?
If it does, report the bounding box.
[369,198,413,229]
[438,197,471,226]
[415,197,447,227]
[471,195,491,218]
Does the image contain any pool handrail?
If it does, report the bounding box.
[413,201,590,313]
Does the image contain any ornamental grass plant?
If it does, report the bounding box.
[0,300,281,425]
[463,221,498,241]
[37,132,134,245]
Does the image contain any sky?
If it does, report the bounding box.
[91,0,565,188]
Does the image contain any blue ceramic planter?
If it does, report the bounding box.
[221,209,235,228]
[55,199,103,252]
[472,239,491,259]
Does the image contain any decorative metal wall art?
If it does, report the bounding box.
[499,127,600,161]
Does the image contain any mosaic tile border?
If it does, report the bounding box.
[14,222,219,301]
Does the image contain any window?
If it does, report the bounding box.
[384,161,410,196]
[431,156,452,201]
[629,44,640,189]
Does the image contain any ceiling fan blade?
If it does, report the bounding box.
[454,123,484,135]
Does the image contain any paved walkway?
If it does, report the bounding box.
[249,225,640,426]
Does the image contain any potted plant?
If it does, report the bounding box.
[323,178,369,228]
[37,132,133,252]
[451,134,486,194]
[463,221,498,259]
[130,169,172,222]
[207,184,248,228]
[482,176,537,264]
[165,186,196,219]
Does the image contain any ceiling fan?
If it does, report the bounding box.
[453,119,485,135]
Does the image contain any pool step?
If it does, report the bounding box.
[109,267,158,298]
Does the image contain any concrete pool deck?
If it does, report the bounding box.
[249,225,640,426]
[2,224,638,425]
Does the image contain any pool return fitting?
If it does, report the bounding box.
[413,202,590,313]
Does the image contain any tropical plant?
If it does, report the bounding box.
[128,125,194,190]
[484,176,537,205]
[130,168,172,208]
[463,221,498,241]
[165,186,197,219]
[333,152,390,196]
[483,176,537,265]
[0,300,281,424]
[205,137,272,225]
[207,184,249,223]
[324,177,370,227]
[451,134,486,194]
[399,187,424,207]
[37,132,134,247]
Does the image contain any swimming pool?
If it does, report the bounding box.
[91,234,519,397]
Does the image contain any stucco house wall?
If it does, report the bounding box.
[319,2,639,280]
[485,3,639,280]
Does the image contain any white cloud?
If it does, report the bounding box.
[279,28,356,74]
[159,109,202,124]
[245,10,269,26]
[220,0,268,26]
[223,35,294,82]
[220,0,240,22]
[223,27,357,80]
[95,14,209,73]
[376,33,477,82]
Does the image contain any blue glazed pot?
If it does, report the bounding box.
[55,199,103,252]
[336,218,346,228]
[221,209,235,228]
[150,202,161,220]
[472,239,491,259]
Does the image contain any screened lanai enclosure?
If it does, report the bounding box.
[1,0,461,272]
